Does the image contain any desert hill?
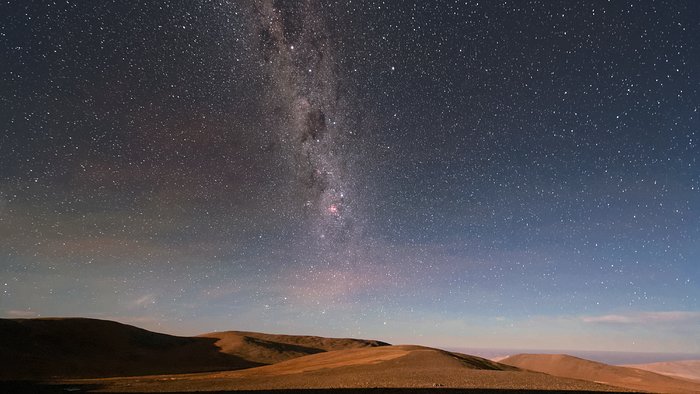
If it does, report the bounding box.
[0,318,255,379]
[0,318,386,380]
[77,345,632,392]
[198,330,389,365]
[623,360,700,382]
[500,353,700,393]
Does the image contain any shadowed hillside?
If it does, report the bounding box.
[0,318,256,379]
[0,318,387,380]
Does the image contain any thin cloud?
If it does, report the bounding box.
[5,310,39,318]
[133,294,156,307]
[582,311,700,324]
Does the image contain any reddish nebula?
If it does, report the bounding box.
[327,204,339,215]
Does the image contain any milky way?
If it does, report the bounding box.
[253,0,369,256]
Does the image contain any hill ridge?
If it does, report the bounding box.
[501,353,700,393]
[0,317,387,379]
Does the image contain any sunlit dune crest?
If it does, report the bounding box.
[197,330,390,365]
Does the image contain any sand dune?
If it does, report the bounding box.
[225,345,515,377]
[623,360,700,382]
[75,346,631,392]
[500,353,700,393]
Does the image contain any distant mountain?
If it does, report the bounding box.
[500,353,700,393]
[623,360,700,382]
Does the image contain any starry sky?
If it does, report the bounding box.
[1,1,699,353]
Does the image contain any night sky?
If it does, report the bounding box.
[1,1,699,353]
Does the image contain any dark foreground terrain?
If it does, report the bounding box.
[2,318,696,393]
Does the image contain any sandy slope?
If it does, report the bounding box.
[75,346,632,392]
[500,353,700,393]
[0,318,385,379]
[199,330,389,365]
[623,360,700,382]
